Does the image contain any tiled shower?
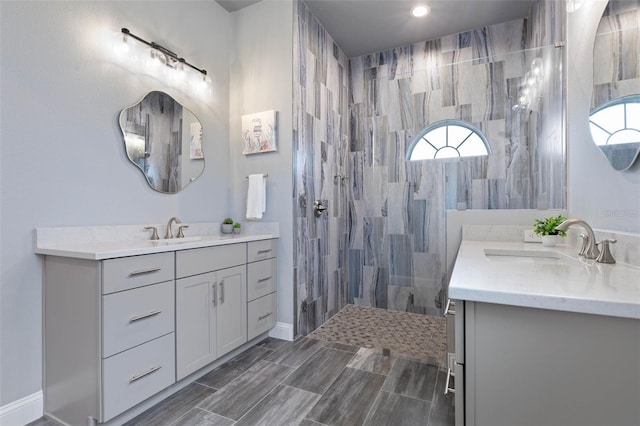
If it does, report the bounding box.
[293,0,351,335]
[294,0,566,336]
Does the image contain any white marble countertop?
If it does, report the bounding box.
[34,222,279,260]
[448,240,640,319]
[35,233,277,260]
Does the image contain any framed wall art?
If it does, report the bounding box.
[242,110,277,154]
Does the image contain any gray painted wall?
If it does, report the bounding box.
[567,0,640,233]
[0,0,232,406]
[229,0,295,327]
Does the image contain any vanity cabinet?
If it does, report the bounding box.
[175,243,247,380]
[43,253,176,426]
[42,237,278,425]
[455,300,640,426]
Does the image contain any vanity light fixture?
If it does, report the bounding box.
[114,28,211,96]
[411,5,430,17]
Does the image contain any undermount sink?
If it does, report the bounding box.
[153,236,203,245]
[483,248,576,265]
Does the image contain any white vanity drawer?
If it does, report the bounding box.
[176,244,246,278]
[247,239,277,263]
[101,333,175,422]
[102,281,175,358]
[102,252,174,295]
[247,258,277,302]
[247,293,277,340]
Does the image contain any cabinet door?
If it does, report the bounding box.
[215,265,247,357]
[176,272,216,380]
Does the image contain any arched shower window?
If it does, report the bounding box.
[406,119,491,161]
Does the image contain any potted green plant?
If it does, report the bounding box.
[533,214,567,247]
[232,222,241,235]
[221,218,234,234]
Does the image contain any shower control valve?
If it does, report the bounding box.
[313,200,327,217]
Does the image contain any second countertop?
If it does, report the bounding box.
[448,240,640,319]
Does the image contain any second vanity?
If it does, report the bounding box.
[36,225,279,426]
[448,231,640,426]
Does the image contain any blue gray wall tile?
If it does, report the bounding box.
[294,0,566,335]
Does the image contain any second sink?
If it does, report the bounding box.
[154,236,203,245]
[483,248,576,265]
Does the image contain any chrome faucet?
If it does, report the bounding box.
[164,216,182,239]
[555,218,599,259]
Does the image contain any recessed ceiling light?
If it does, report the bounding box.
[411,5,430,18]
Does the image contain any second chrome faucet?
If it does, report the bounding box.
[555,218,599,259]
[165,217,182,239]
[555,218,616,263]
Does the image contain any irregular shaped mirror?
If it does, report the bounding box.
[119,91,204,193]
[591,0,640,171]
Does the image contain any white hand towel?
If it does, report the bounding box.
[246,174,266,220]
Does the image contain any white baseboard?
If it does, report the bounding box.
[269,322,294,341]
[0,391,43,426]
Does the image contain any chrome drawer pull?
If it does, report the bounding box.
[130,365,162,383]
[129,310,162,323]
[445,299,456,316]
[212,283,217,306]
[257,276,272,283]
[444,367,455,395]
[128,267,161,277]
[220,280,225,304]
[258,312,272,320]
[257,249,272,254]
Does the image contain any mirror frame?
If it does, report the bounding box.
[119,91,205,193]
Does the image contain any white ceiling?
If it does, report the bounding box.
[216,0,262,12]
[217,0,535,58]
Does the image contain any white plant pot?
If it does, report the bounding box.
[221,224,233,234]
[541,235,557,247]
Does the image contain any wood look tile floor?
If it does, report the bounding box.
[30,337,454,426]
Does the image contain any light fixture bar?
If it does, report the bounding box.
[121,28,207,76]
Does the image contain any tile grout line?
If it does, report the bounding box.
[170,406,235,426]
[194,359,295,419]
[361,385,386,425]
[426,367,443,426]
[192,345,274,392]
[193,381,220,391]
[231,361,309,424]
[265,338,326,369]
[382,388,437,404]
[299,353,357,426]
